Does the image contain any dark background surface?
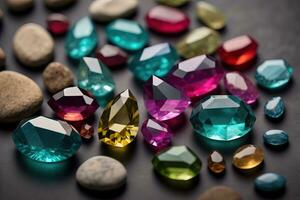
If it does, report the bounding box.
[0,0,300,199]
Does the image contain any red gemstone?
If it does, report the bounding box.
[95,44,128,68]
[145,5,190,34]
[218,35,258,69]
[47,13,69,35]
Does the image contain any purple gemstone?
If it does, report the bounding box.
[143,76,190,121]
[224,71,259,104]
[141,119,172,151]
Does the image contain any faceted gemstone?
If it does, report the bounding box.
[145,6,190,34]
[176,27,221,58]
[13,116,81,162]
[207,151,225,174]
[106,19,149,51]
[65,17,98,60]
[129,43,179,81]
[141,119,172,152]
[263,130,288,147]
[255,59,293,89]
[196,1,226,30]
[48,87,99,121]
[95,44,128,68]
[218,35,258,69]
[190,95,255,141]
[80,124,94,139]
[255,173,286,193]
[233,144,264,170]
[264,97,285,119]
[152,146,202,181]
[224,71,259,105]
[98,90,139,147]
[143,76,190,121]
[77,57,115,99]
[156,0,189,7]
[168,55,224,98]
[47,13,69,35]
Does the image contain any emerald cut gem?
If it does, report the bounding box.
[190,95,255,141]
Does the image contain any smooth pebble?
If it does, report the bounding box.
[6,0,33,12]
[198,186,242,200]
[45,0,76,9]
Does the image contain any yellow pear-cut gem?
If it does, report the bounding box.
[98,89,139,147]
[233,144,264,170]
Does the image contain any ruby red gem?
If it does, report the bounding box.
[95,44,128,68]
[47,13,69,35]
[145,5,190,34]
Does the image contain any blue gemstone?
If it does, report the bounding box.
[264,97,284,118]
[255,173,286,193]
[263,130,288,146]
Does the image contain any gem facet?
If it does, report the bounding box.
[233,144,264,170]
[95,44,128,68]
[129,43,179,81]
[156,0,189,7]
[207,151,225,174]
[13,116,82,162]
[152,145,202,181]
[264,97,285,119]
[47,13,69,35]
[255,173,286,193]
[98,90,139,147]
[263,130,288,147]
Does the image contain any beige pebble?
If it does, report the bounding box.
[6,0,33,12]
[45,0,76,9]
[0,48,6,68]
[199,186,242,200]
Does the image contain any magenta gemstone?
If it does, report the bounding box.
[47,13,69,35]
[141,119,172,151]
[145,5,190,34]
[95,44,128,68]
[143,76,190,121]
[168,55,224,98]
[224,71,259,105]
[48,87,99,121]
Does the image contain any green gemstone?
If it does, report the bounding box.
[12,116,82,163]
[106,19,149,51]
[156,0,189,7]
[190,95,256,141]
[65,17,98,60]
[152,145,202,181]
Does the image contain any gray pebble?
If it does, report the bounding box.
[0,48,6,68]
[45,0,76,9]
[199,186,241,200]
[6,0,33,12]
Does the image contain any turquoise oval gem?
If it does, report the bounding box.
[190,95,256,141]
[264,96,284,118]
[66,17,98,60]
[106,19,149,51]
[129,43,179,81]
[12,116,82,163]
[255,59,293,89]
[263,130,288,146]
[255,173,286,193]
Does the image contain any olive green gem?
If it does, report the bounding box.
[156,0,189,7]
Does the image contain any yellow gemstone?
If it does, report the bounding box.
[196,1,226,30]
[208,151,225,174]
[233,144,264,170]
[176,27,221,58]
[98,89,139,147]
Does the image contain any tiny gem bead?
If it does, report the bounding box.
[264,96,285,119]
[47,13,69,35]
[255,173,286,193]
[95,44,128,68]
[207,151,225,174]
[233,144,264,170]
[263,130,288,147]
[80,124,94,139]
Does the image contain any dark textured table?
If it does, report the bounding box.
[0,0,300,199]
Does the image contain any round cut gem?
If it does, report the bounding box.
[156,0,189,7]
[233,144,264,170]
[47,13,69,35]
[263,130,288,147]
[255,173,286,193]
[264,96,285,119]
[95,44,128,68]
[207,151,225,174]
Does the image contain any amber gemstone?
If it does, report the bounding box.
[233,144,264,170]
[207,151,225,174]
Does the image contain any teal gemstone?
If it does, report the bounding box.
[106,19,149,51]
[66,17,98,60]
[255,59,293,89]
[129,43,179,81]
[264,96,284,119]
[255,173,286,193]
[12,116,82,163]
[190,95,256,141]
[263,130,288,146]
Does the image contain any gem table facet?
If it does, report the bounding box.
[233,144,264,170]
[152,146,202,181]
[95,44,128,68]
[207,151,225,174]
[156,0,189,7]
[255,173,286,193]
[190,95,255,141]
[264,97,285,119]
[47,13,69,35]
[98,90,139,147]
[13,116,82,162]
[263,130,288,147]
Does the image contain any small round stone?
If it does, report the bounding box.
[255,173,286,193]
[80,124,94,139]
[0,71,43,123]
[207,151,225,174]
[47,13,69,35]
[42,62,74,93]
[198,186,242,200]
[233,144,264,170]
[0,48,6,68]
[45,0,76,9]
[264,96,285,119]
[6,0,33,12]
[263,130,288,147]
[76,156,127,191]
[13,23,54,67]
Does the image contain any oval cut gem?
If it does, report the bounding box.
[95,44,128,68]
[207,151,225,174]
[263,130,288,147]
[264,96,285,119]
[255,173,286,193]
[47,13,69,35]
[233,144,264,170]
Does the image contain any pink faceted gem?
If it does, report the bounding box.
[224,71,259,105]
[143,76,190,121]
[47,13,69,35]
[141,119,172,152]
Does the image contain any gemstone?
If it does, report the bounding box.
[207,151,225,174]
[65,17,98,60]
[264,97,285,119]
[77,57,115,99]
[143,76,190,121]
[196,1,226,30]
[199,186,242,200]
[233,144,264,170]
[129,43,179,81]
[48,86,99,121]
[152,146,202,181]
[218,35,258,69]
[263,130,288,147]
[12,116,82,162]
[98,90,139,147]
[255,173,286,193]
[156,0,189,7]
[95,44,128,68]
[176,27,221,58]
[47,13,69,35]
[145,6,190,34]
[167,55,224,98]
[80,124,94,139]
[255,59,293,89]
[224,71,259,105]
[106,19,149,51]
